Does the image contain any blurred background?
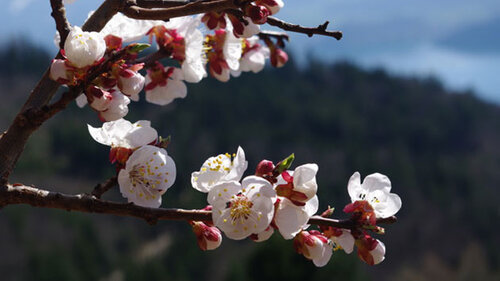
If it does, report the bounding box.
[0,0,499,280]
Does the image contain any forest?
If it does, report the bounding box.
[0,41,498,281]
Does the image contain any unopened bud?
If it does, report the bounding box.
[192,221,222,251]
[87,85,112,111]
[245,4,269,24]
[271,48,288,68]
[255,160,275,177]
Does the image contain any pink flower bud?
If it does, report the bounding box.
[49,59,72,84]
[294,230,332,267]
[355,235,386,265]
[87,85,112,111]
[255,160,275,177]
[245,4,269,24]
[192,221,222,251]
[271,48,288,68]
[118,69,145,97]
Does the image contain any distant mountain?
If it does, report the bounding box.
[1,43,499,281]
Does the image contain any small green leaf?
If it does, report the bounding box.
[275,153,295,174]
[127,43,151,54]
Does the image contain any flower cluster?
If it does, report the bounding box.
[187,148,401,267]
[88,119,176,208]
[51,9,289,120]
[73,0,403,269]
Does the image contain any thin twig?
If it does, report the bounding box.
[92,176,118,198]
[50,0,71,49]
[0,183,396,228]
[266,17,342,40]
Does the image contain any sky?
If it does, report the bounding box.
[1,0,499,103]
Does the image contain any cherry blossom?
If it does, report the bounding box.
[206,22,242,82]
[87,119,157,149]
[255,0,285,15]
[208,176,276,240]
[117,68,145,99]
[191,146,248,193]
[322,227,355,254]
[275,163,318,205]
[118,145,176,208]
[274,196,318,239]
[294,230,333,267]
[98,89,131,121]
[145,65,187,106]
[347,172,402,218]
[64,26,106,68]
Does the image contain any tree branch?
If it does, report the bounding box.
[266,17,342,40]
[121,0,237,20]
[50,0,71,50]
[92,176,118,198]
[0,183,396,228]
[0,0,123,183]
[135,0,192,8]
[258,30,289,42]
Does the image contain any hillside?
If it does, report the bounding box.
[0,43,499,281]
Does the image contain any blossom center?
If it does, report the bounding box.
[229,194,253,223]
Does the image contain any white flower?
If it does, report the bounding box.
[239,47,269,74]
[330,229,355,254]
[145,67,187,106]
[181,28,207,83]
[191,146,248,193]
[240,17,261,38]
[100,12,164,42]
[224,21,243,71]
[118,145,176,208]
[347,172,402,218]
[98,90,130,121]
[118,70,145,99]
[292,164,318,201]
[274,196,318,240]
[64,26,106,68]
[88,119,157,149]
[295,231,332,267]
[87,86,112,111]
[208,176,276,240]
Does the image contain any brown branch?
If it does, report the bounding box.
[92,176,118,198]
[0,0,123,183]
[0,183,396,228]
[258,30,289,42]
[121,0,237,20]
[135,0,192,8]
[266,17,342,40]
[50,0,71,50]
